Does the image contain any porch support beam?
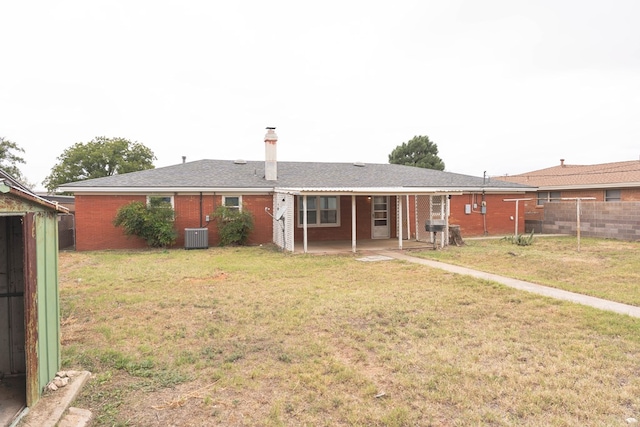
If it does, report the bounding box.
[441,195,446,249]
[398,195,403,250]
[443,195,449,249]
[406,195,411,240]
[351,195,356,253]
[303,195,308,254]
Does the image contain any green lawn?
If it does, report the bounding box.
[59,244,640,426]
[412,235,640,306]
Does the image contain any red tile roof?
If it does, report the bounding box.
[494,160,640,189]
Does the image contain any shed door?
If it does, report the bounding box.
[371,196,390,239]
[0,216,26,374]
[0,215,27,423]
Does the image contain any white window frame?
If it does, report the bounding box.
[222,195,242,211]
[297,195,341,228]
[536,191,561,206]
[146,195,175,220]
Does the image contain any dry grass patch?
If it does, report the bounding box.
[413,236,640,306]
[59,246,640,426]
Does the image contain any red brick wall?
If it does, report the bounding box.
[450,193,525,236]
[75,194,274,251]
[76,194,148,251]
[75,192,542,250]
[241,195,274,245]
[623,188,640,201]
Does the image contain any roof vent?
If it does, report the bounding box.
[353,162,366,167]
[234,159,247,165]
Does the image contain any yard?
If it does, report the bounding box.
[59,240,640,426]
[413,236,640,306]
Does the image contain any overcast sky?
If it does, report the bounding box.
[2,0,639,190]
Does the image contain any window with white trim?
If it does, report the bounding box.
[605,189,621,202]
[298,196,340,227]
[147,195,174,208]
[536,191,561,205]
[146,195,175,219]
[222,195,242,211]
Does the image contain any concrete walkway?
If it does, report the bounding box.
[379,251,640,319]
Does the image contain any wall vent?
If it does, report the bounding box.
[185,228,208,249]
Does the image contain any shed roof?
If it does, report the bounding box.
[58,159,534,194]
[0,169,69,213]
[494,160,640,190]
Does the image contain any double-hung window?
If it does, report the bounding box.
[147,195,175,220]
[298,196,340,227]
[222,195,242,211]
[536,191,561,206]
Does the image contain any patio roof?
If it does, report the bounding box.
[59,159,534,194]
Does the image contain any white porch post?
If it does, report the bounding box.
[443,195,449,249]
[429,195,434,244]
[351,195,357,253]
[303,195,308,254]
[405,195,411,240]
[398,195,403,250]
[414,195,420,242]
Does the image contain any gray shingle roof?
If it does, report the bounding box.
[59,159,534,192]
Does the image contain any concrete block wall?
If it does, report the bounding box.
[542,201,640,241]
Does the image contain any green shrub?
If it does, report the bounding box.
[113,199,177,247]
[212,205,254,246]
[502,230,535,246]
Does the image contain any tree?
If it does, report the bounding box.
[113,198,177,248]
[0,137,29,185]
[44,136,156,192]
[388,135,445,170]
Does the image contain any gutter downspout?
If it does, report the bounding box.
[199,192,203,228]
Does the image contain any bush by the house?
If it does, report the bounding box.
[113,199,177,247]
[212,205,254,246]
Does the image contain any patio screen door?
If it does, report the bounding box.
[371,196,390,239]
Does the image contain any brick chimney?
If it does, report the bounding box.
[560,159,565,167]
[265,127,278,181]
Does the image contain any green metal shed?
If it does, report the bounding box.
[0,170,68,423]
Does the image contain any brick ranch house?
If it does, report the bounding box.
[494,159,640,238]
[59,129,534,252]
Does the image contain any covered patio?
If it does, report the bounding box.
[271,190,456,254]
[292,238,438,254]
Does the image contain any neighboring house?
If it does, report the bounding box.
[0,169,68,416]
[495,159,640,236]
[37,193,76,249]
[59,129,534,252]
